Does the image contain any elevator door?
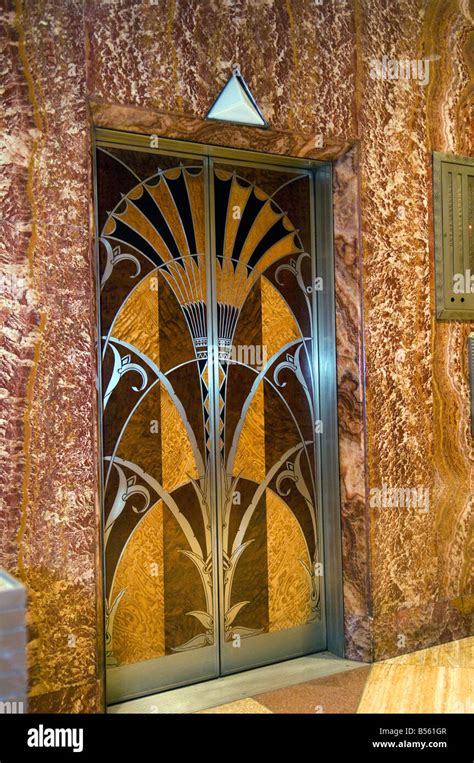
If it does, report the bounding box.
[95,133,327,704]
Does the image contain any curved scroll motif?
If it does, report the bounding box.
[104,465,150,546]
[275,251,312,312]
[274,341,314,424]
[103,340,148,409]
[100,236,141,288]
[276,449,320,622]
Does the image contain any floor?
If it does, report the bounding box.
[109,636,473,714]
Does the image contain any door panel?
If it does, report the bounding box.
[97,148,220,702]
[95,138,326,704]
[210,162,325,673]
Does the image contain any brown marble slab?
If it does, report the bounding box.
[29,679,103,714]
[91,101,353,162]
[85,0,357,138]
[372,598,473,662]
[333,146,371,660]
[357,0,473,660]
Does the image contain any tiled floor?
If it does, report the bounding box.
[109,637,473,714]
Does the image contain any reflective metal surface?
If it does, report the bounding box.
[93,130,343,704]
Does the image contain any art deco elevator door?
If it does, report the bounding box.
[95,133,326,704]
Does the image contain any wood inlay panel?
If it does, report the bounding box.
[160,387,199,493]
[261,277,301,359]
[233,385,265,483]
[113,271,160,367]
[266,490,311,632]
[110,501,165,665]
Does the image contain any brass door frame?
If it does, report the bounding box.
[93,129,344,703]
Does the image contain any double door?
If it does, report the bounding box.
[95,131,331,704]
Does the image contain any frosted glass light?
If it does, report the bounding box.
[206,66,267,128]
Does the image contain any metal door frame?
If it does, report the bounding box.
[93,128,344,704]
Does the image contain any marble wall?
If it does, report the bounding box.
[1,0,101,712]
[359,0,473,660]
[0,0,472,711]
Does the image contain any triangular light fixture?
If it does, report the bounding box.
[206,65,268,128]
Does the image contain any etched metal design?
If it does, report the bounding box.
[97,146,322,671]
